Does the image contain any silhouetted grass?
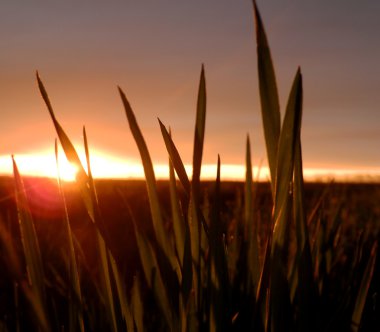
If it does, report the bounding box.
[0,2,378,331]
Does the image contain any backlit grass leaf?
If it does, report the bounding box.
[245,136,254,241]
[12,157,50,332]
[83,127,94,182]
[82,128,120,332]
[313,213,326,291]
[209,155,230,332]
[192,64,206,193]
[36,72,95,223]
[109,252,134,332]
[253,1,280,192]
[21,284,51,332]
[119,87,174,262]
[0,213,50,332]
[181,203,193,306]
[294,241,319,331]
[293,141,307,252]
[82,127,100,218]
[55,140,84,332]
[96,232,119,332]
[83,127,112,244]
[169,147,186,268]
[270,69,302,332]
[351,241,377,331]
[245,135,260,294]
[159,119,191,195]
[270,244,293,332]
[179,294,187,332]
[186,194,202,323]
[38,75,120,331]
[160,132,193,309]
[292,140,319,331]
[254,236,271,331]
[131,276,144,332]
[190,66,207,317]
[131,214,177,330]
[272,68,303,247]
[189,192,201,316]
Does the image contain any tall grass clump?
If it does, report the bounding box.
[0,1,378,331]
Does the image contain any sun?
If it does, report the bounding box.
[0,148,142,181]
[0,153,79,182]
[55,155,79,182]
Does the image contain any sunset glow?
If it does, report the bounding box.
[2,151,380,183]
[1,1,379,181]
[2,153,78,182]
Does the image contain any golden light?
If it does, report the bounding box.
[1,149,380,183]
[0,148,144,181]
[0,153,78,182]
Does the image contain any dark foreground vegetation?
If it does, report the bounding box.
[0,178,378,331]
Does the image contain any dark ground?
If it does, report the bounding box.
[0,177,379,270]
[0,177,379,330]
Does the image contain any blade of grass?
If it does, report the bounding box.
[209,155,230,332]
[245,135,260,295]
[272,68,303,247]
[131,276,144,332]
[169,143,186,268]
[293,141,307,256]
[270,68,303,332]
[253,1,280,193]
[96,233,119,332]
[292,140,319,331]
[12,157,50,332]
[118,87,176,267]
[159,119,191,195]
[38,75,120,331]
[351,241,377,331]
[55,140,84,332]
[120,91,185,325]
[192,64,206,194]
[109,252,134,332]
[82,127,120,332]
[83,127,112,245]
[190,66,207,321]
[36,72,95,223]
[245,135,254,241]
[131,211,177,330]
[181,202,193,308]
[158,119,196,310]
[254,235,271,331]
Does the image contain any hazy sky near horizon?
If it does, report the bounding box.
[1,1,380,177]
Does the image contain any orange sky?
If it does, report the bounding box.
[1,1,380,182]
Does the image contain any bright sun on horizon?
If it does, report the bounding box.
[1,148,380,183]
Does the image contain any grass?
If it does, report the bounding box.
[0,1,378,331]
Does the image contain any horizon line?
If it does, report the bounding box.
[1,153,380,183]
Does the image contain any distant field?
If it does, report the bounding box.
[1,177,379,262]
[1,177,379,279]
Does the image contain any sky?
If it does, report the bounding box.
[0,1,380,181]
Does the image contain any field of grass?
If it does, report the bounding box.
[0,2,379,331]
[0,178,378,331]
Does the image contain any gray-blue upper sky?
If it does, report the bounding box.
[0,1,379,177]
